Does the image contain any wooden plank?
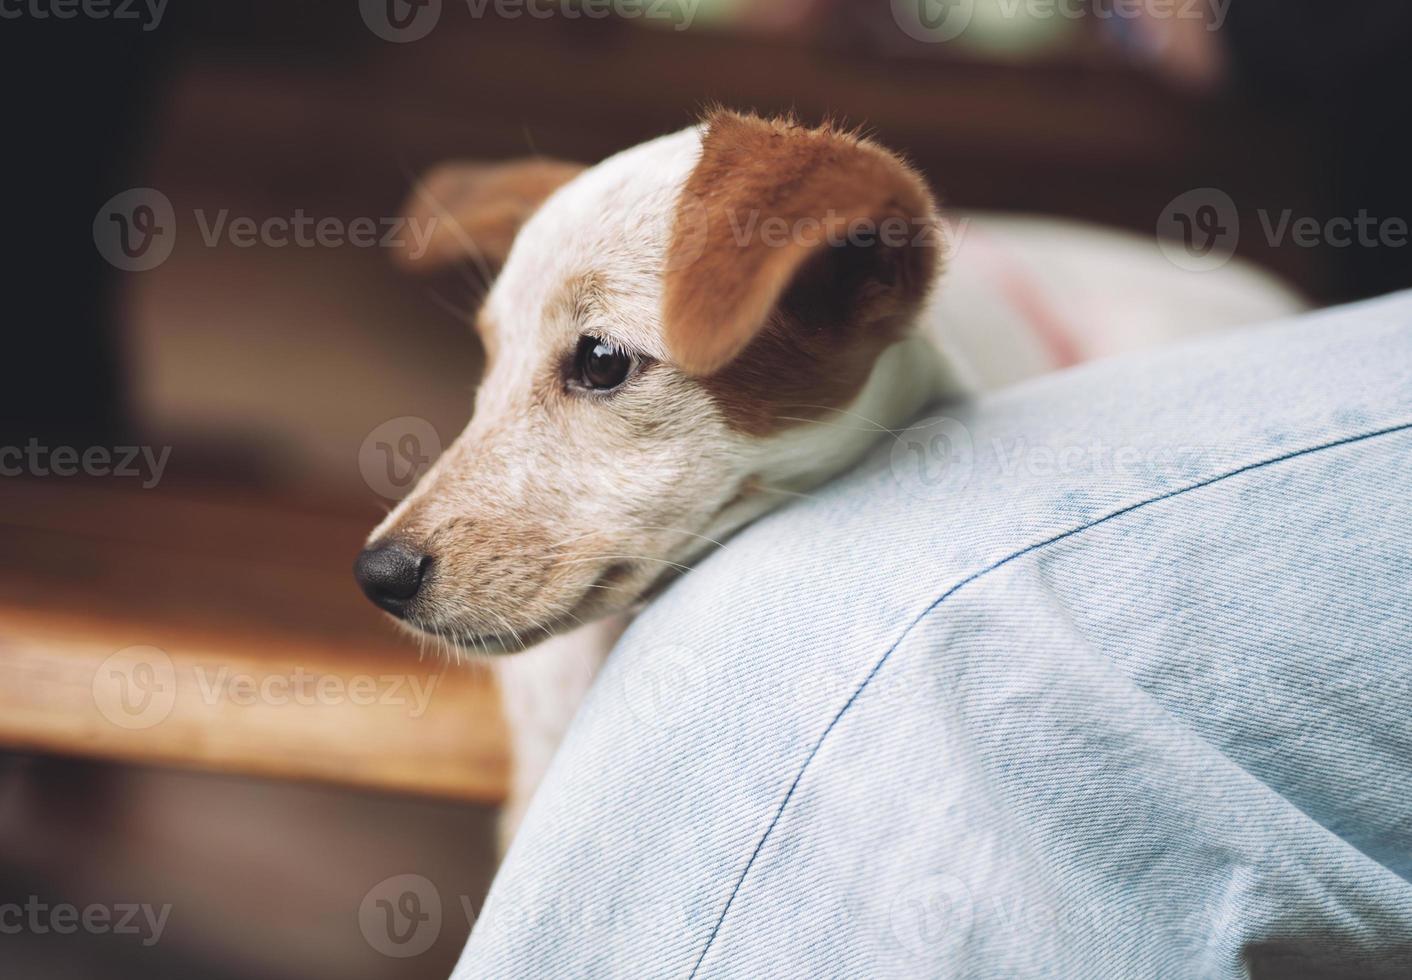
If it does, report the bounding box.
[0,479,509,801]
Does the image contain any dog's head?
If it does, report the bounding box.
[356,110,944,653]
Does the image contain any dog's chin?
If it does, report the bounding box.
[444,629,536,656]
[400,595,616,658]
[389,618,545,657]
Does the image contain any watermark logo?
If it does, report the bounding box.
[359,416,442,501]
[1159,188,1408,272]
[621,643,706,731]
[360,0,442,41]
[890,416,975,500]
[1156,187,1240,272]
[93,650,442,729]
[890,873,975,958]
[359,874,442,958]
[892,0,976,43]
[93,190,439,271]
[92,646,177,730]
[93,188,176,272]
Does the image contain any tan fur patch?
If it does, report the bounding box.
[662,112,942,436]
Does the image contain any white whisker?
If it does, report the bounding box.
[554,555,693,573]
[773,415,901,436]
[407,175,495,290]
[779,403,898,433]
[543,524,730,554]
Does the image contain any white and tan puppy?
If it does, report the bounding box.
[355,110,1301,845]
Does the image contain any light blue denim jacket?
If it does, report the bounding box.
[455,292,1412,978]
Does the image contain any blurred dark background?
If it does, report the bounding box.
[2,1,1409,976]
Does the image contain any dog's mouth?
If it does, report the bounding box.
[397,555,691,657]
[399,561,642,656]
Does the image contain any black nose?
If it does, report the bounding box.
[354,542,428,616]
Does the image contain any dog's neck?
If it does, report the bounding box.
[690,326,966,564]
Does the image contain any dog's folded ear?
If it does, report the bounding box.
[395,158,584,274]
[663,111,943,377]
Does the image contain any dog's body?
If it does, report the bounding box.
[355,112,1303,846]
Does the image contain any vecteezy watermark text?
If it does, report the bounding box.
[357,873,697,959]
[1157,188,1409,271]
[0,440,170,488]
[0,0,167,31]
[191,209,438,255]
[464,0,695,24]
[93,188,440,272]
[721,208,959,253]
[92,645,445,731]
[0,896,171,947]
[891,416,1233,500]
[891,0,1230,45]
[192,665,440,718]
[360,0,698,43]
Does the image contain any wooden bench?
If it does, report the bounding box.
[0,478,507,802]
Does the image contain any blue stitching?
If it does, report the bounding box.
[687,420,1412,977]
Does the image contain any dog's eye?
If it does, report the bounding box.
[575,335,634,391]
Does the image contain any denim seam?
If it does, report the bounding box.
[687,420,1412,978]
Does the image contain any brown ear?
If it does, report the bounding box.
[395,158,584,273]
[662,111,942,376]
